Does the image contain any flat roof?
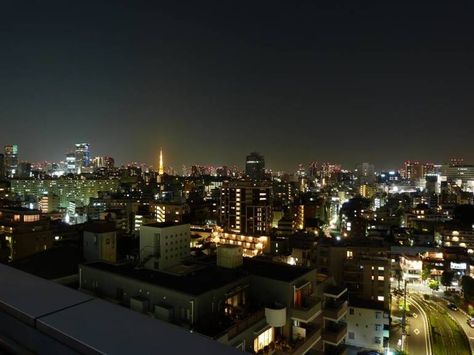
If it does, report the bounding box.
[142,222,189,228]
[0,263,92,326]
[242,258,313,282]
[0,264,241,354]
[83,262,248,296]
[37,298,236,355]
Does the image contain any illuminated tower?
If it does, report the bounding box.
[159,148,164,175]
[4,144,18,178]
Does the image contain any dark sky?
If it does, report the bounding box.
[0,0,473,171]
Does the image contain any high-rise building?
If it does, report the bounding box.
[219,180,272,236]
[17,162,32,179]
[403,161,423,181]
[0,153,4,178]
[75,143,90,173]
[355,162,375,185]
[93,156,115,170]
[245,152,265,181]
[66,152,76,174]
[4,144,18,178]
[443,163,474,184]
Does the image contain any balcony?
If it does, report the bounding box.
[227,309,266,339]
[323,286,347,299]
[290,295,322,322]
[274,325,322,355]
[322,323,347,346]
[323,300,348,321]
[291,325,322,355]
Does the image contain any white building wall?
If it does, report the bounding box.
[346,306,389,352]
[140,223,190,270]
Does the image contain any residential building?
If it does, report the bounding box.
[0,208,53,261]
[346,300,389,353]
[219,180,272,236]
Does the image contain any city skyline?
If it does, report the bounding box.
[0,141,471,173]
[1,0,473,170]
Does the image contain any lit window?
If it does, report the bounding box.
[253,327,274,352]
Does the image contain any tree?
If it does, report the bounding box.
[441,271,455,291]
[462,275,474,302]
[422,265,431,281]
[428,279,439,291]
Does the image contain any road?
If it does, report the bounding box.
[442,300,474,354]
[406,294,432,355]
[410,293,471,355]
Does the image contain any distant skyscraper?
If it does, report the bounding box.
[17,162,32,178]
[66,152,76,174]
[75,143,90,174]
[93,156,115,170]
[0,153,4,178]
[159,148,164,175]
[4,144,18,178]
[245,152,265,181]
[403,161,423,181]
[355,162,375,185]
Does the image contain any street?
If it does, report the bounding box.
[406,295,431,355]
[409,293,471,355]
[442,300,474,354]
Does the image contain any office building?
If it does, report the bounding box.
[139,222,191,270]
[443,163,474,185]
[66,152,76,174]
[4,144,18,178]
[93,156,115,170]
[245,152,265,181]
[75,143,90,174]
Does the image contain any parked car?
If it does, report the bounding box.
[447,303,458,311]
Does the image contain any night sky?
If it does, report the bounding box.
[1,0,473,171]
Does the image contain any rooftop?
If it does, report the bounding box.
[0,264,238,354]
[142,222,189,228]
[242,257,314,282]
[83,262,248,296]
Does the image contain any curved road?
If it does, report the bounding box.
[410,293,471,355]
[406,294,432,355]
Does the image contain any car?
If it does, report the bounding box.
[467,318,474,328]
[447,303,458,311]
